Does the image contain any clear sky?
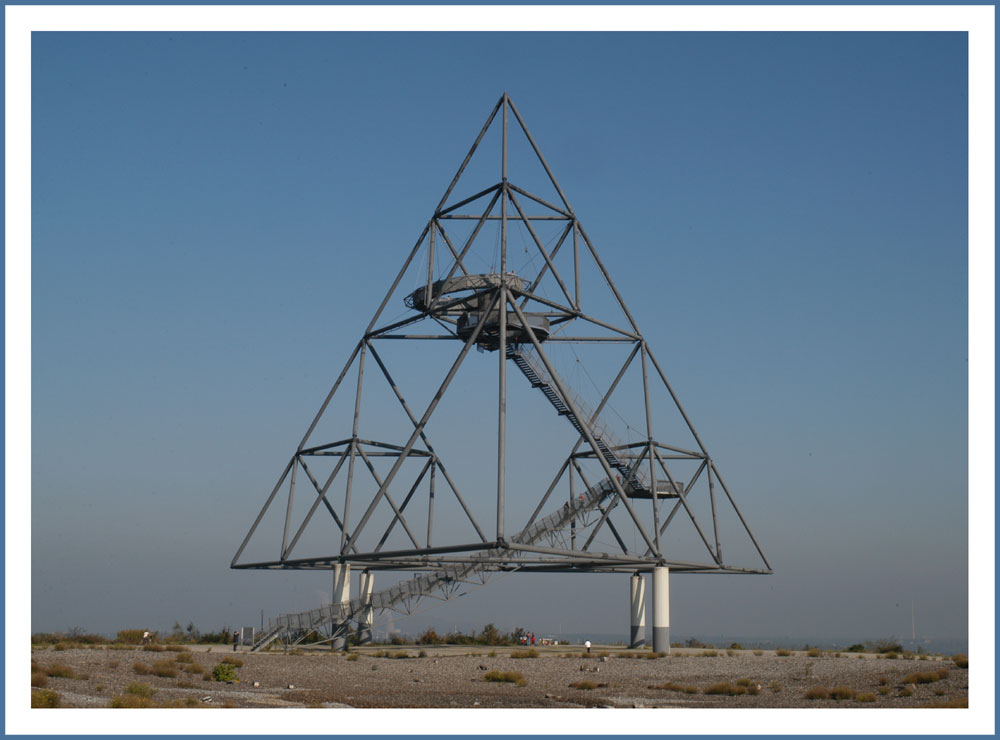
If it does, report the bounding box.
[30,31,969,645]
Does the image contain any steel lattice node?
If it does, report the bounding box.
[233,93,771,651]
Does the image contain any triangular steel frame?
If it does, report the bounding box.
[232,93,772,578]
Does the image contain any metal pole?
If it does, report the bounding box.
[629,573,646,649]
[498,97,509,541]
[298,340,363,450]
[280,457,300,559]
[651,566,670,654]
[427,462,436,548]
[231,457,294,567]
[640,344,661,557]
[435,95,504,213]
[341,343,367,554]
[706,463,722,563]
[710,461,772,571]
[573,221,580,310]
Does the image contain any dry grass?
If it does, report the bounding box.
[150,660,178,678]
[829,686,856,701]
[44,663,77,679]
[776,649,792,657]
[807,648,823,658]
[704,682,748,696]
[181,663,205,674]
[346,654,359,662]
[699,650,719,657]
[31,670,48,688]
[918,698,968,708]
[902,669,949,685]
[132,662,151,675]
[569,680,599,690]
[856,692,876,703]
[510,649,539,659]
[31,689,60,708]
[898,687,913,697]
[483,670,525,687]
[952,654,968,669]
[174,653,196,664]
[805,687,829,700]
[648,681,699,694]
[220,656,244,667]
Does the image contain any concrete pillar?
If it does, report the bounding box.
[651,566,670,654]
[358,570,374,644]
[331,563,351,650]
[629,572,646,649]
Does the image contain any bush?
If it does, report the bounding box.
[182,663,205,674]
[483,670,525,686]
[31,689,60,708]
[346,653,359,662]
[417,628,444,645]
[704,682,747,696]
[805,687,829,700]
[142,645,166,653]
[174,653,195,664]
[807,648,823,658]
[768,680,781,693]
[126,682,157,698]
[132,663,151,675]
[728,642,744,650]
[902,669,950,685]
[898,687,913,697]
[846,644,866,653]
[829,686,856,701]
[569,681,598,690]
[952,654,968,669]
[221,656,243,667]
[753,650,763,656]
[510,649,538,659]
[45,664,76,679]
[110,695,152,708]
[212,663,238,682]
[699,650,719,657]
[648,681,698,694]
[31,671,48,688]
[857,692,877,702]
[116,629,149,645]
[776,649,791,657]
[150,660,178,678]
[877,685,890,695]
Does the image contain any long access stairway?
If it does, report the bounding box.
[251,476,617,651]
[252,347,644,652]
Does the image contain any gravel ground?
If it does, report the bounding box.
[30,645,968,709]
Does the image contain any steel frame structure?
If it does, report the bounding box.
[232,94,771,587]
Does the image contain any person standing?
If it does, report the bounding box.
[233,630,240,651]
[585,640,591,654]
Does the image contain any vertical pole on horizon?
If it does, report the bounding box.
[630,572,646,649]
[652,566,670,654]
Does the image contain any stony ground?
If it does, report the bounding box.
[29,644,968,709]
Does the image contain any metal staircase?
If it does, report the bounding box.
[508,347,646,493]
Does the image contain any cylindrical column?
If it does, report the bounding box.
[331,563,351,650]
[358,570,374,644]
[651,566,670,654]
[629,572,646,649]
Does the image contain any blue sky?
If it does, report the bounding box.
[30,31,969,644]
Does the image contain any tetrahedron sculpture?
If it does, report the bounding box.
[233,94,771,652]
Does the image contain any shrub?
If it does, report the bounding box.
[416,628,444,645]
[884,652,899,660]
[31,671,48,688]
[753,650,763,656]
[952,654,968,669]
[898,687,914,697]
[116,629,148,645]
[174,653,195,664]
[53,643,71,652]
[418,650,428,658]
[872,641,904,654]
[726,649,738,657]
[569,681,598,690]
[31,689,60,708]
[163,645,188,653]
[150,660,178,678]
[902,670,950,685]
[510,649,538,659]
[857,692,876,702]
[805,687,829,700]
[699,650,718,657]
[132,663,151,675]
[704,682,747,696]
[212,663,238,682]
[776,649,791,657]
[768,680,781,693]
[728,642,743,650]
[829,686,856,701]
[221,656,243,667]
[648,682,698,694]
[346,653,359,662]
[110,695,152,708]
[45,664,76,679]
[846,644,866,653]
[807,648,823,658]
[877,686,891,695]
[483,670,525,686]
[125,682,157,698]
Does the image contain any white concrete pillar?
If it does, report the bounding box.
[358,570,374,644]
[651,566,670,654]
[331,563,351,650]
[629,572,646,649]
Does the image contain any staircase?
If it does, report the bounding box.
[508,346,646,493]
[251,476,616,651]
